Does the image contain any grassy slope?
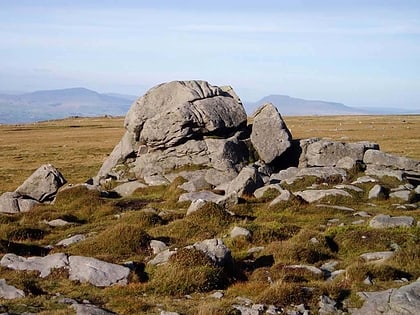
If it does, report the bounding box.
[0,115,418,314]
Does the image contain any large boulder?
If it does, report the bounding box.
[15,164,66,202]
[302,140,378,167]
[250,103,292,164]
[364,149,420,172]
[95,80,248,185]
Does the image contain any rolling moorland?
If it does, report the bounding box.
[0,112,418,314]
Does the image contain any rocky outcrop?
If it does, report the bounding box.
[250,103,292,164]
[369,214,414,228]
[94,80,249,186]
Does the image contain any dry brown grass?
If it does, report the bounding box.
[1,115,418,193]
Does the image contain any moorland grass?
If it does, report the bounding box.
[0,115,418,314]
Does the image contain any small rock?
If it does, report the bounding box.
[56,234,86,247]
[186,199,207,216]
[150,240,168,255]
[353,211,371,218]
[368,184,387,199]
[113,181,147,197]
[209,291,224,299]
[230,226,251,239]
[269,189,291,206]
[148,249,177,266]
[295,189,352,203]
[352,176,377,184]
[47,219,71,227]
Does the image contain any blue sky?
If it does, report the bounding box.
[1,0,419,109]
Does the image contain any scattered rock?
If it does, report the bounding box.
[47,218,71,227]
[56,234,86,247]
[226,166,264,197]
[71,303,117,315]
[188,238,232,267]
[360,251,395,263]
[316,204,355,211]
[353,211,371,218]
[253,184,283,199]
[230,226,251,239]
[250,103,292,164]
[368,184,387,200]
[186,199,207,216]
[148,249,177,266]
[318,295,340,315]
[209,291,224,299]
[351,176,377,184]
[334,184,364,192]
[369,214,414,228]
[0,279,25,299]
[269,189,291,206]
[389,190,411,201]
[285,264,323,276]
[295,189,352,203]
[150,240,168,255]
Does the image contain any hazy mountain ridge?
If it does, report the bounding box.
[244,94,366,115]
[0,88,136,124]
[1,88,418,124]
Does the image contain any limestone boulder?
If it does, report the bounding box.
[125,80,246,149]
[303,140,378,167]
[364,149,420,172]
[250,103,292,164]
[0,279,25,299]
[0,253,69,278]
[95,81,249,185]
[226,166,264,197]
[15,164,66,202]
[369,214,414,228]
[295,189,352,203]
[68,256,130,287]
[188,238,232,267]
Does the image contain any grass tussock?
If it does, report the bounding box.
[146,248,227,295]
[68,223,151,260]
[256,280,310,306]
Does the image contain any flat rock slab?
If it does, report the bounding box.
[68,256,130,287]
[0,253,69,277]
[112,181,147,197]
[0,279,25,299]
[354,280,420,315]
[56,234,86,247]
[71,303,117,315]
[369,214,414,228]
[295,189,352,203]
[360,251,395,263]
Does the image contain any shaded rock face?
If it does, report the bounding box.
[15,164,66,202]
[250,103,292,164]
[95,80,249,185]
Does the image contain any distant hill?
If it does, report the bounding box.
[244,95,366,116]
[0,88,137,124]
